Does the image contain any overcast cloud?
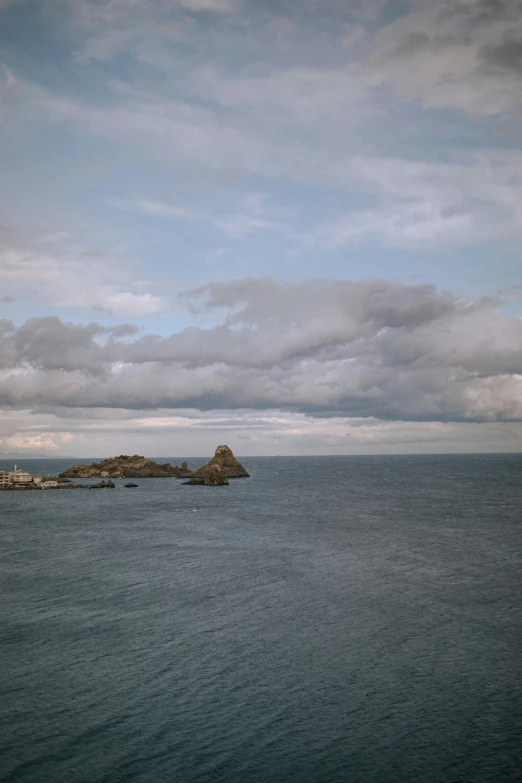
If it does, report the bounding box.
[1,280,522,429]
[0,0,521,455]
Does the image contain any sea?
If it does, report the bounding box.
[1,454,521,783]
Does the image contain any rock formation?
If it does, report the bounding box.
[60,446,249,481]
[183,466,229,486]
[60,455,191,479]
[91,480,115,489]
[177,462,192,477]
[192,445,250,479]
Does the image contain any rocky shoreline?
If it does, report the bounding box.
[0,484,90,491]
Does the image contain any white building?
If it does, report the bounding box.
[7,466,33,485]
[41,480,59,489]
[0,471,10,487]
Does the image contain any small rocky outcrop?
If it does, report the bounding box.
[91,480,115,489]
[183,466,229,486]
[192,445,249,479]
[174,461,192,478]
[124,482,139,488]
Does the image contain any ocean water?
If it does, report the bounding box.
[1,454,521,783]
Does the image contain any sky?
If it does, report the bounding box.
[0,0,521,457]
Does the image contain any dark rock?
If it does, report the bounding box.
[192,445,249,479]
[170,460,193,478]
[183,466,229,486]
[203,466,229,486]
[124,482,139,488]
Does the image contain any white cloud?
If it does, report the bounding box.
[315,151,522,248]
[64,0,236,62]
[94,291,165,316]
[108,198,192,221]
[4,58,521,250]
[215,214,282,239]
[215,192,295,239]
[0,238,166,316]
[190,63,370,126]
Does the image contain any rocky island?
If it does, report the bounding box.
[60,455,193,479]
[59,446,249,484]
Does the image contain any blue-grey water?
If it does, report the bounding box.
[1,454,521,783]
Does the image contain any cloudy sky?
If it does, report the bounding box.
[0,0,521,456]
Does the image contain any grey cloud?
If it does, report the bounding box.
[0,316,139,374]
[0,296,15,302]
[1,279,522,422]
[369,0,522,116]
[105,324,141,338]
[441,0,519,31]
[481,39,522,74]
[388,31,434,59]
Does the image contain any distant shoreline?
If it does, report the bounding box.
[0,485,89,492]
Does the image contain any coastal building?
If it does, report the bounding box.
[0,470,10,487]
[7,466,33,485]
[41,480,59,489]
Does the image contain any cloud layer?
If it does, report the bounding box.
[1,1,521,455]
[2,0,522,245]
[1,278,521,422]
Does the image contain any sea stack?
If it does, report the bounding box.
[192,445,250,479]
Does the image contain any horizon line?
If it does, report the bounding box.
[1,451,521,460]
